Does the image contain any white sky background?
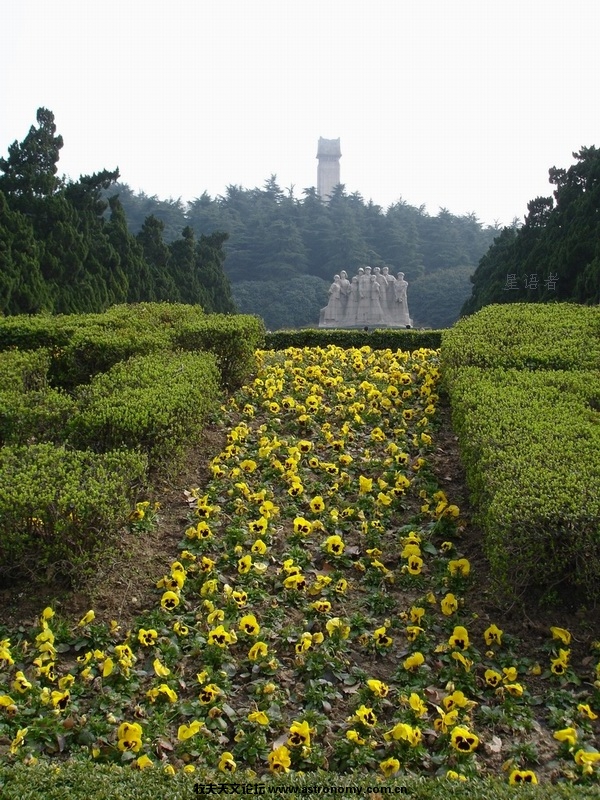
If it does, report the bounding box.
[2,0,598,227]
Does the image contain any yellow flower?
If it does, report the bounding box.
[403,652,425,671]
[502,666,518,682]
[238,555,252,574]
[373,626,393,647]
[163,764,176,776]
[504,683,524,697]
[509,769,538,784]
[10,727,28,754]
[448,625,470,650]
[403,692,427,718]
[554,727,578,747]
[484,669,502,688]
[268,745,291,773]
[450,726,479,753]
[440,593,458,616]
[574,750,600,772]
[78,610,95,627]
[208,625,232,647]
[161,591,179,610]
[12,671,32,694]
[311,600,331,613]
[248,711,270,726]
[324,534,345,555]
[448,558,470,577]
[353,705,377,727]
[346,729,366,745]
[446,770,467,781]
[406,554,423,575]
[288,719,311,747]
[309,495,325,513]
[177,720,204,741]
[248,641,268,661]
[153,658,170,678]
[577,703,598,720]
[138,628,158,646]
[550,626,571,645]
[251,539,267,555]
[293,517,312,535]
[117,722,143,752]
[483,624,503,647]
[199,683,221,704]
[325,617,350,639]
[359,475,373,494]
[384,722,421,747]
[218,751,237,773]
[239,614,260,636]
[367,679,389,698]
[379,757,400,777]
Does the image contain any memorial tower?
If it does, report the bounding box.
[316,137,341,200]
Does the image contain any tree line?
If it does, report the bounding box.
[462,146,600,315]
[112,178,499,329]
[0,109,236,316]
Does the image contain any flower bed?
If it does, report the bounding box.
[0,345,598,786]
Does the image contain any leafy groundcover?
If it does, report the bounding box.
[0,345,598,795]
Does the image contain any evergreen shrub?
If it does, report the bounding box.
[0,347,51,391]
[0,388,75,445]
[265,328,443,351]
[448,366,600,603]
[173,314,265,390]
[442,302,600,372]
[0,444,147,582]
[67,350,222,470]
[51,325,171,388]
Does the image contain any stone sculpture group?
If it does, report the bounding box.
[319,267,412,328]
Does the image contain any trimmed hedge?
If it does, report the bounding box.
[50,325,172,389]
[442,302,600,372]
[172,313,265,390]
[265,327,443,351]
[0,348,51,392]
[67,350,222,470]
[448,366,600,603]
[0,388,75,445]
[0,444,147,581]
[0,764,598,800]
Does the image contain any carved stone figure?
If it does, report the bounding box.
[319,266,411,328]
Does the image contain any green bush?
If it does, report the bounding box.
[0,314,83,352]
[0,388,75,445]
[442,303,600,372]
[50,325,171,388]
[0,444,147,582]
[448,366,600,603]
[172,313,265,390]
[0,763,598,800]
[67,350,222,470]
[264,327,443,351]
[0,347,51,391]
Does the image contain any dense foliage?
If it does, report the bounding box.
[112,180,499,330]
[462,147,600,315]
[443,303,600,604]
[0,110,236,316]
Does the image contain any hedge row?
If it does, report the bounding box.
[442,302,600,372]
[0,304,264,390]
[0,348,51,392]
[0,444,148,581]
[264,327,443,351]
[68,350,222,470]
[1,763,598,800]
[443,303,600,604]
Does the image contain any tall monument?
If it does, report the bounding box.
[317,137,341,200]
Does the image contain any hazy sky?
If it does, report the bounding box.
[2,1,598,227]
